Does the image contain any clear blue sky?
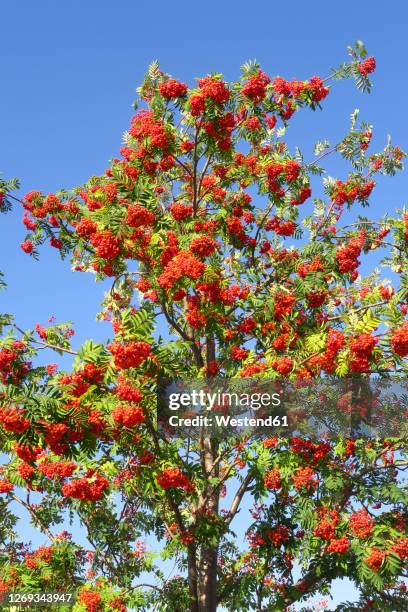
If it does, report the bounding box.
[1,1,407,608]
[1,0,408,345]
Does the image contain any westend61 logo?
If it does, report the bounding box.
[157,376,408,440]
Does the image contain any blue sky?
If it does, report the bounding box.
[1,0,407,344]
[1,0,408,608]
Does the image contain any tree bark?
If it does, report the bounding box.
[188,544,199,612]
[197,457,219,612]
[196,335,219,611]
[198,538,219,612]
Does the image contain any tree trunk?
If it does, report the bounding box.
[192,335,220,611]
[198,431,219,610]
[188,544,199,612]
[198,541,218,612]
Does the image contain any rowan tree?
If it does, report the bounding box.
[0,41,407,611]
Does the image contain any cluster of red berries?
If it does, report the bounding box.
[109,341,152,370]
[364,548,386,571]
[236,317,256,334]
[247,532,266,548]
[25,545,54,569]
[201,112,236,150]
[263,436,278,449]
[332,179,375,206]
[336,233,365,275]
[349,509,374,538]
[62,470,109,501]
[160,245,180,268]
[197,76,230,104]
[326,329,346,354]
[266,525,290,546]
[241,70,271,103]
[265,159,301,186]
[188,77,230,116]
[265,216,296,237]
[115,377,143,403]
[75,218,98,238]
[391,537,408,560]
[316,329,345,374]
[314,509,340,540]
[360,130,373,151]
[220,284,249,305]
[91,230,121,260]
[189,235,216,258]
[0,405,30,433]
[297,256,324,278]
[0,341,31,385]
[158,250,205,288]
[349,333,378,373]
[79,184,117,210]
[226,215,247,243]
[306,291,327,309]
[156,467,193,491]
[17,462,35,481]
[195,280,220,303]
[23,191,63,217]
[273,292,296,321]
[60,363,104,397]
[78,589,101,611]
[230,346,249,361]
[292,466,318,490]
[108,596,127,612]
[271,357,294,375]
[264,467,281,490]
[272,332,290,351]
[325,536,350,554]
[272,76,329,103]
[43,422,69,455]
[38,458,77,480]
[0,479,14,493]
[189,94,206,117]
[185,307,207,329]
[126,203,156,228]
[20,239,34,253]
[169,202,193,221]
[244,116,262,131]
[35,323,48,339]
[357,56,376,76]
[129,110,172,150]
[111,404,145,428]
[158,78,188,99]
[391,324,408,357]
[291,186,312,206]
[290,438,331,464]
